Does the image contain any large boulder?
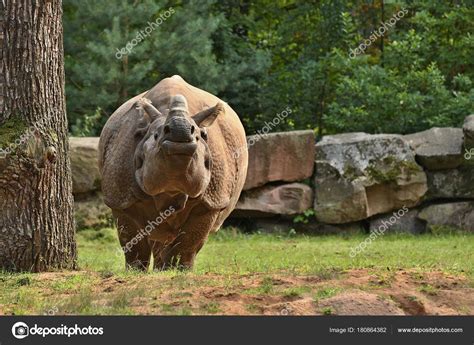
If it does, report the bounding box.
[233,183,313,217]
[244,130,315,190]
[370,209,426,234]
[426,166,474,200]
[70,137,101,195]
[314,133,427,224]
[418,202,474,232]
[463,114,474,150]
[404,128,463,170]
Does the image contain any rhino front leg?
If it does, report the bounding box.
[149,240,167,270]
[113,210,152,271]
[159,207,219,270]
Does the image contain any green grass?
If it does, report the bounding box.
[314,287,343,302]
[321,306,333,315]
[78,227,474,278]
[1,227,473,315]
[282,286,311,298]
[419,284,439,296]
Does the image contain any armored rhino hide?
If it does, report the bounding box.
[98,75,248,270]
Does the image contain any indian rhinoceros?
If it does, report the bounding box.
[98,75,248,270]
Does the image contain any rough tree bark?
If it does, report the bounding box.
[0,0,76,271]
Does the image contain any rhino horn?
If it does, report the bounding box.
[168,94,189,116]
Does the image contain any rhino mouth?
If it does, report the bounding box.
[162,140,197,156]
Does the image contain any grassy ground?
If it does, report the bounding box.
[0,227,473,315]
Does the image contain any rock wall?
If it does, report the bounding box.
[312,133,427,224]
[70,137,112,229]
[70,114,474,233]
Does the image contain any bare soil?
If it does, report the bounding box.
[1,269,472,315]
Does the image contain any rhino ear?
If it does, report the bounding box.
[192,102,224,128]
[134,98,163,123]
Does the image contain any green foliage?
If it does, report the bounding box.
[293,209,315,225]
[63,0,269,134]
[326,2,474,134]
[63,0,474,135]
[326,63,474,134]
[70,107,103,137]
[64,0,217,127]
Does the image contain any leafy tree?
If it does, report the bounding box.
[63,0,474,136]
[249,0,358,135]
[64,0,227,135]
[325,1,474,134]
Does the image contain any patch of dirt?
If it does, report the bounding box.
[339,269,472,315]
[263,298,315,315]
[318,291,405,315]
[389,294,426,315]
[1,269,472,315]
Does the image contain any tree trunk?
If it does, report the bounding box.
[0,0,76,271]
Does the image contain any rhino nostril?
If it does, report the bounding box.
[154,133,158,140]
[190,125,195,134]
[164,125,170,134]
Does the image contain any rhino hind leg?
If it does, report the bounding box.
[160,207,219,270]
[114,210,152,271]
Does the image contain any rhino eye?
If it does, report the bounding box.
[154,133,158,140]
[201,130,207,140]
